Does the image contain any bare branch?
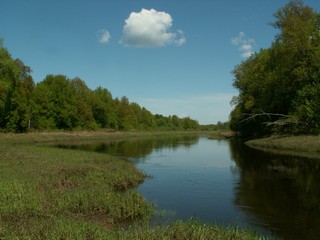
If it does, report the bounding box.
[240,111,298,126]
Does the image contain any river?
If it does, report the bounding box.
[58,135,320,239]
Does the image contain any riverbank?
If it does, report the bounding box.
[246,135,320,159]
[207,131,236,139]
[0,131,262,239]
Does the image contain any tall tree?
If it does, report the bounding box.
[32,75,78,130]
[0,41,34,132]
[116,96,138,130]
[71,78,96,129]
[230,0,320,136]
[92,87,117,129]
[139,107,156,129]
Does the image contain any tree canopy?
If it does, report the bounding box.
[0,41,200,132]
[230,0,320,137]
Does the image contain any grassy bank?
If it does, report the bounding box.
[207,131,236,140]
[246,135,320,159]
[0,131,155,239]
[0,131,262,239]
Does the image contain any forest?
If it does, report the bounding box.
[230,0,320,137]
[0,40,200,132]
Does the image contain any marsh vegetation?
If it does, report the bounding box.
[0,132,262,239]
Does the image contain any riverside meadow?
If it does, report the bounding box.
[0,131,263,240]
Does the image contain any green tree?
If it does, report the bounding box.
[154,114,168,129]
[139,107,156,129]
[71,78,97,129]
[31,82,56,129]
[293,84,320,134]
[32,75,77,130]
[129,102,156,130]
[0,39,202,132]
[116,96,138,130]
[182,117,199,130]
[170,115,182,130]
[92,87,117,129]
[230,49,275,136]
[0,45,17,129]
[129,102,142,129]
[230,0,320,136]
[0,42,34,132]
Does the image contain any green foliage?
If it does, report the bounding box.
[230,0,320,137]
[71,78,96,129]
[92,86,117,129]
[0,40,201,132]
[0,43,34,132]
[293,84,320,134]
[153,114,200,130]
[116,96,138,130]
[31,75,77,130]
[201,121,230,131]
[139,107,156,129]
[5,84,30,132]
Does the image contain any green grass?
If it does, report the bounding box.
[246,135,320,159]
[117,220,266,240]
[0,131,264,239]
[207,131,235,140]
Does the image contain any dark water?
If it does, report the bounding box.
[57,135,320,239]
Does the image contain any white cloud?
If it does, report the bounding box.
[136,93,234,124]
[240,44,252,51]
[96,29,111,44]
[231,32,255,58]
[174,29,186,46]
[119,8,186,47]
[241,51,253,58]
[231,32,245,46]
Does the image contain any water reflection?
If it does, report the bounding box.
[57,135,199,159]
[56,136,320,239]
[229,140,320,240]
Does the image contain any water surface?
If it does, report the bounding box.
[58,135,320,239]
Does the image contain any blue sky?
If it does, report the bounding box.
[1,0,320,124]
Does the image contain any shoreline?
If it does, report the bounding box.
[246,135,320,159]
[0,131,261,239]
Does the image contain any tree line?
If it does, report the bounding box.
[230,0,320,137]
[0,40,200,132]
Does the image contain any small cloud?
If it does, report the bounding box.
[231,32,255,58]
[240,44,253,52]
[231,32,245,46]
[241,51,253,58]
[174,29,186,46]
[96,29,111,44]
[119,8,186,48]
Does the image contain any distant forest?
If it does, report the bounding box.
[230,0,320,137]
[0,40,203,132]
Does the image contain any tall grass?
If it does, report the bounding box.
[117,220,265,240]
